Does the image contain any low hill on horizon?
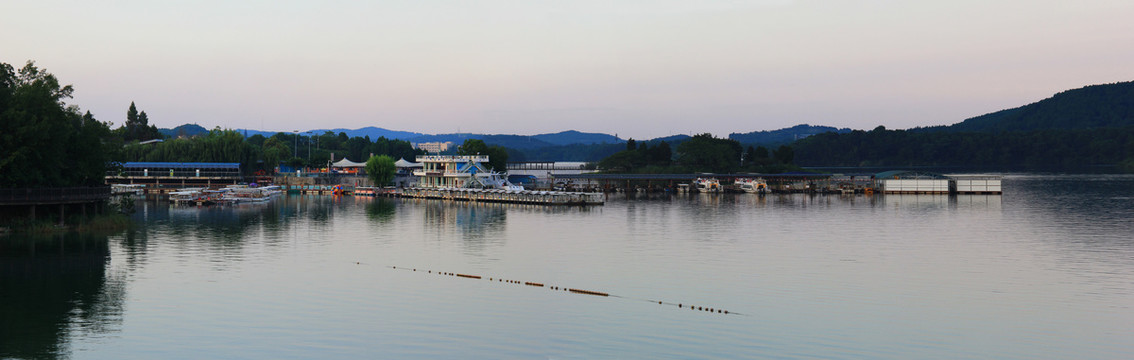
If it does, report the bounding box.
[933,80,1134,133]
[530,130,623,145]
[793,80,1134,170]
[158,123,209,138]
[729,124,852,145]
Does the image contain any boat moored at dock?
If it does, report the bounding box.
[735,178,768,194]
[220,186,272,203]
[694,178,721,193]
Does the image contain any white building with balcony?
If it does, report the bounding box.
[413,155,521,190]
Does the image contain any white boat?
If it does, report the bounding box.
[694,178,721,193]
[169,187,207,204]
[736,178,769,194]
[111,184,146,195]
[221,187,271,203]
[262,185,283,195]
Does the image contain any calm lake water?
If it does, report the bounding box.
[3,174,1133,359]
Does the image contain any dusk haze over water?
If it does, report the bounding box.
[5,0,1133,139]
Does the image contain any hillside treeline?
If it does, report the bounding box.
[937,81,1134,133]
[793,126,1134,169]
[121,129,422,174]
[595,134,802,174]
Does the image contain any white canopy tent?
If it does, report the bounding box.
[332,158,367,168]
[394,158,422,168]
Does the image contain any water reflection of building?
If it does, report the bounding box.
[0,233,124,359]
[421,201,508,238]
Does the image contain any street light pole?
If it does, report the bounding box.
[292,130,299,159]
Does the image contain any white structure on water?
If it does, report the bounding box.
[413,155,521,190]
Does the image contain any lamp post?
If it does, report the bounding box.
[292,130,299,159]
[306,131,318,171]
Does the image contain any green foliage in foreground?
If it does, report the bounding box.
[366,155,396,186]
[0,61,119,187]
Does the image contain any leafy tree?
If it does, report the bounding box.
[457,139,508,171]
[648,141,672,166]
[0,61,115,187]
[121,128,259,173]
[121,102,161,141]
[675,133,743,173]
[245,134,266,148]
[287,157,305,169]
[596,150,639,172]
[261,137,290,171]
[752,146,770,159]
[365,155,396,186]
[595,140,674,172]
[773,145,794,164]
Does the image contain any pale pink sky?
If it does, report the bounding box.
[5,0,1133,139]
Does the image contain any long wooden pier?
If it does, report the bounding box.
[390,187,604,205]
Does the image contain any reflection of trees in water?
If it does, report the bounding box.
[117,195,359,271]
[0,233,125,359]
[366,198,397,221]
[121,196,321,267]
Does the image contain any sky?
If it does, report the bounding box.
[5,0,1134,139]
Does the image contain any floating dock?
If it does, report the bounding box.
[551,171,1003,195]
[394,187,604,205]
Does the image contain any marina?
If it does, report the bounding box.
[103,161,1002,210]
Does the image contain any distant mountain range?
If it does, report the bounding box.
[159,80,1134,158]
[221,128,631,149]
[231,126,424,140]
[178,125,840,148]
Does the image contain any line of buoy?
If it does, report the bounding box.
[569,288,609,297]
[383,264,739,315]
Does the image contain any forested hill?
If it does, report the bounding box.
[159,123,208,138]
[729,124,851,145]
[792,80,1134,171]
[940,80,1134,133]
